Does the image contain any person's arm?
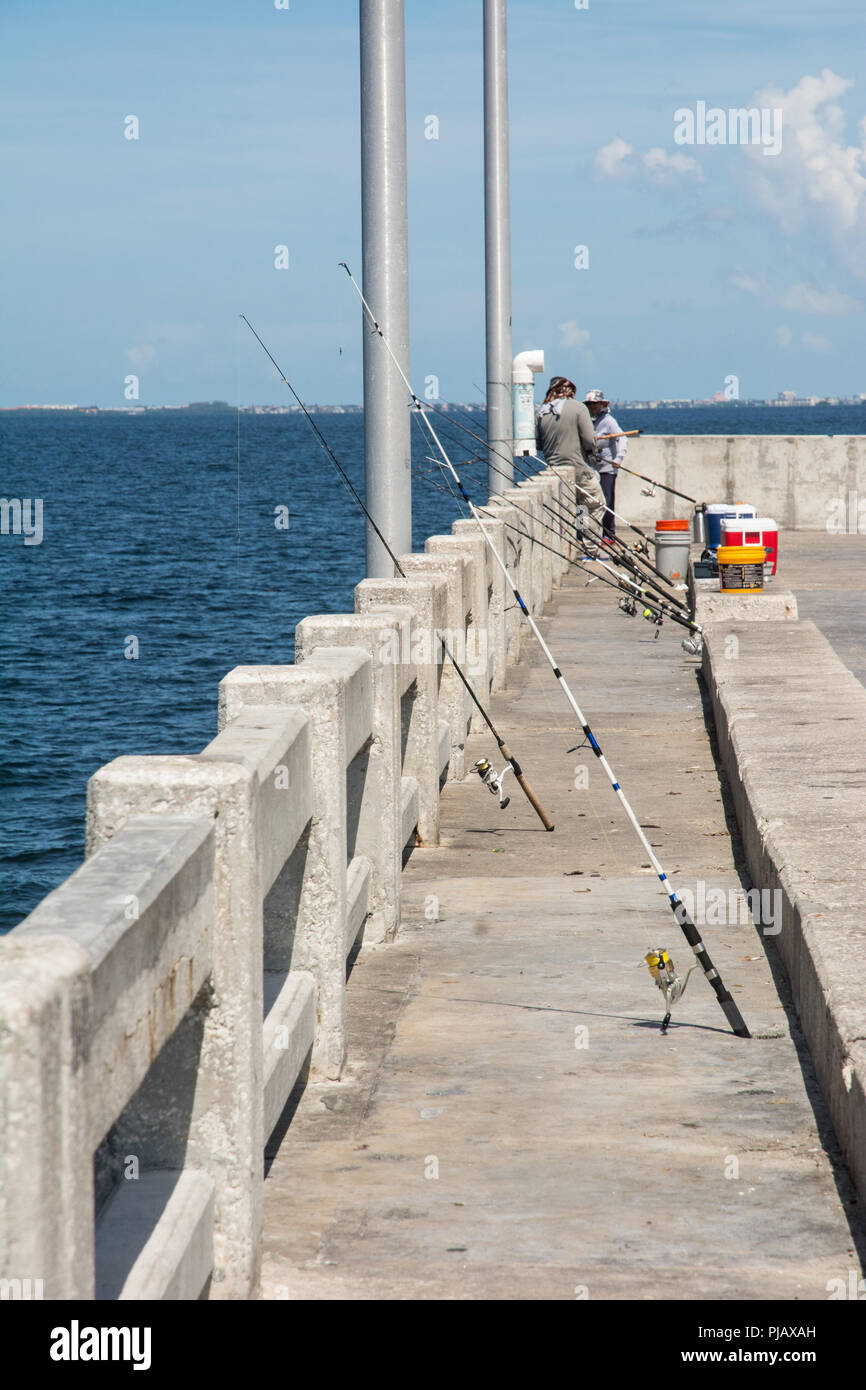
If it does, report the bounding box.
[575,401,598,461]
[607,415,627,466]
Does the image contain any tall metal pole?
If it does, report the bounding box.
[483,0,513,496]
[360,0,412,577]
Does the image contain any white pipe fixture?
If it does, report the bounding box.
[512,349,544,455]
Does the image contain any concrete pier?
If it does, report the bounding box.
[2,464,865,1298]
[258,540,866,1300]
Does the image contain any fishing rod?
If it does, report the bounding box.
[421,403,692,606]
[426,400,701,644]
[343,263,746,1037]
[420,400,693,601]
[240,313,555,834]
[423,398,650,544]
[469,499,702,639]
[617,463,698,505]
[415,446,699,637]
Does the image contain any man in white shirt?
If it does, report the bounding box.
[584,388,627,544]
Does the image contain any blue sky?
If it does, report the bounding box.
[1,0,864,405]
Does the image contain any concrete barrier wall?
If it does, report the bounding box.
[0,464,573,1302]
[699,592,866,1209]
[615,435,866,530]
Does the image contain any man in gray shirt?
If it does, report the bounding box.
[535,376,606,550]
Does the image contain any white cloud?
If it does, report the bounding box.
[642,147,702,182]
[778,282,862,314]
[559,320,590,350]
[595,137,634,178]
[801,332,833,352]
[124,345,157,368]
[746,69,866,273]
[729,271,767,297]
[595,138,701,184]
[730,273,861,315]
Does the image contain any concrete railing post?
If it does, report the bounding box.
[86,750,267,1300]
[424,533,490,732]
[356,575,448,843]
[398,553,471,778]
[551,465,578,566]
[483,499,524,664]
[219,652,371,1083]
[498,487,540,613]
[519,478,555,600]
[453,514,507,692]
[295,614,404,944]
[0,937,93,1299]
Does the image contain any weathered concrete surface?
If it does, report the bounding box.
[781,531,866,687]
[701,534,866,1219]
[616,436,866,530]
[693,582,798,625]
[260,559,866,1300]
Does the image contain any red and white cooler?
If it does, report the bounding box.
[720,517,778,579]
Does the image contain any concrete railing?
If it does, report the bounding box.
[0,464,573,1301]
[614,435,866,530]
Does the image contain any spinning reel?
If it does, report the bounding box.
[644,947,697,1033]
[473,757,512,810]
[643,607,664,639]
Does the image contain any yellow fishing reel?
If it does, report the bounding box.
[645,946,696,1033]
[473,757,511,810]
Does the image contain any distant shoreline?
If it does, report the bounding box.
[2,399,864,415]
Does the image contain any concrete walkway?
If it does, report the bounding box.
[261,547,866,1300]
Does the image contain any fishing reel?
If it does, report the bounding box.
[473,757,511,810]
[633,539,649,556]
[681,634,703,657]
[641,483,657,498]
[619,595,638,617]
[644,947,697,1033]
[643,607,664,639]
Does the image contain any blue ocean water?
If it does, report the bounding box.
[1,404,864,932]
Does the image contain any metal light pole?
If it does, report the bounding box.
[360,0,412,577]
[483,0,513,495]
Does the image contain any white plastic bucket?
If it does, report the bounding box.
[655,519,691,584]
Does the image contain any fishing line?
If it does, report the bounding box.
[342,262,748,1038]
[242,314,555,833]
[413,452,655,942]
[422,397,651,543]
[429,419,694,621]
[472,504,701,639]
[421,400,692,608]
[618,464,698,504]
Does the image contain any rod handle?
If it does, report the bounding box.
[497,745,555,831]
[517,767,558,828]
[514,768,555,831]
